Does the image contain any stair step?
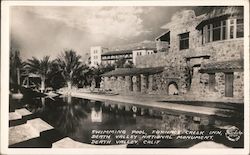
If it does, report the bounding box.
[9,124,40,145]
[9,112,22,121]
[52,137,127,148]
[27,118,54,133]
[15,108,32,117]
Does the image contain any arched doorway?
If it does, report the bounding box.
[168,81,179,95]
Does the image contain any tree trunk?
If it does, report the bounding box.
[41,79,45,93]
[17,68,21,93]
[67,81,72,90]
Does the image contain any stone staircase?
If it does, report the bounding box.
[9,108,31,121]
[8,108,122,148]
[9,108,54,146]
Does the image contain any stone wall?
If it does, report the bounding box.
[136,39,243,69]
[202,39,244,62]
[200,73,224,98]
[216,73,226,97]
[102,64,191,95]
[234,72,244,98]
[136,52,187,68]
[199,71,244,99]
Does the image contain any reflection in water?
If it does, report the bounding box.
[24,97,46,114]
[91,102,102,122]
[41,97,45,106]
[62,95,72,104]
[10,96,244,148]
[55,96,88,135]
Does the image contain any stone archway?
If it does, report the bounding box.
[168,81,179,95]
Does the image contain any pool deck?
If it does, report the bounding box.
[70,92,243,117]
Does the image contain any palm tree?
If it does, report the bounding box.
[88,63,115,88]
[10,49,25,93]
[56,50,85,89]
[26,56,52,93]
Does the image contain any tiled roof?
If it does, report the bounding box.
[109,41,156,51]
[101,67,164,77]
[101,50,132,56]
[184,49,210,59]
[133,47,157,51]
[200,59,243,73]
[206,7,243,19]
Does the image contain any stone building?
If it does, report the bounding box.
[101,49,133,65]
[90,46,108,67]
[132,48,156,66]
[101,7,244,99]
[101,47,156,66]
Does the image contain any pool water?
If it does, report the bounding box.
[9,95,244,148]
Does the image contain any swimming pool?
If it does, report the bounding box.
[9,95,244,148]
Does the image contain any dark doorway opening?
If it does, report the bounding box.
[168,81,178,95]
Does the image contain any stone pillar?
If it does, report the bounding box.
[132,75,140,92]
[117,76,121,92]
[141,74,148,93]
[100,77,105,91]
[125,76,133,92]
[104,77,110,90]
[148,75,153,92]
[111,76,117,91]
[117,76,124,92]
[121,76,125,92]
[132,76,137,92]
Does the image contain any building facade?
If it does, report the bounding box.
[132,48,156,66]
[102,7,244,99]
[101,48,156,66]
[101,49,133,65]
[90,46,108,67]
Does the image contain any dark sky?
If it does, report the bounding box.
[10,6,230,60]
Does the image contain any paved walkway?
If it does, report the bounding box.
[71,92,242,117]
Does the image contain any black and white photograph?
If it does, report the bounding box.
[1,0,249,154]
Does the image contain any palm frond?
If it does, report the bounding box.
[56,49,84,83]
[26,56,52,78]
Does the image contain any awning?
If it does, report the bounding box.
[101,67,164,77]
[200,59,243,73]
[155,30,170,42]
